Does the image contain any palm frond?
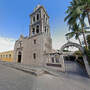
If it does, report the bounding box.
[65,32,75,39]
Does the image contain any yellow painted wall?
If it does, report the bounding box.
[0,50,14,62]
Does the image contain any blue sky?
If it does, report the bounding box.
[0,0,73,51]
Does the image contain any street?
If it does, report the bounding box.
[0,63,90,90]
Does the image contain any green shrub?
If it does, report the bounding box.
[76,56,85,66]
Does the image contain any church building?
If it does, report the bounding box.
[14,5,52,66]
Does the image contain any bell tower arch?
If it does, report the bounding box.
[29,5,50,37]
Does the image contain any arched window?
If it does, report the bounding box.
[33,53,36,59]
[32,28,35,35]
[37,14,39,21]
[36,25,39,33]
[46,17,47,22]
[45,26,46,33]
[47,28,48,33]
[46,17,48,24]
[33,16,35,22]
[43,14,45,19]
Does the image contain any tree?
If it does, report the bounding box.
[64,0,90,48]
[80,0,90,25]
[65,23,82,45]
[65,23,90,46]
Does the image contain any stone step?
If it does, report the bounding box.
[0,61,45,76]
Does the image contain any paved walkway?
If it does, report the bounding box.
[34,74,90,90]
[0,61,90,90]
[0,64,35,90]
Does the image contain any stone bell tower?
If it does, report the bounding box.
[28,5,52,65]
[29,5,52,54]
[29,5,50,37]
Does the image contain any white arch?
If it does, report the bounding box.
[60,42,84,54]
[60,42,90,77]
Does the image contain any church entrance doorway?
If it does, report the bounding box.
[18,52,22,63]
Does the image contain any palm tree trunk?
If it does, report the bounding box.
[86,7,90,25]
[78,36,82,46]
[79,17,88,48]
[82,26,88,48]
[87,12,90,25]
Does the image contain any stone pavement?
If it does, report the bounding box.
[0,61,46,76]
[0,61,64,76]
[0,61,90,90]
[34,74,90,90]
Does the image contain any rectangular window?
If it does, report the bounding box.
[9,54,11,58]
[1,55,2,58]
[34,39,36,44]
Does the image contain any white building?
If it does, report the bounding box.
[14,5,52,66]
[14,5,65,72]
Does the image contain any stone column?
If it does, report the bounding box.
[59,55,65,72]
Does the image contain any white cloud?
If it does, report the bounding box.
[0,36,16,52]
[0,33,83,52]
[52,36,66,50]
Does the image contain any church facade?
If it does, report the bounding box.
[14,5,52,66]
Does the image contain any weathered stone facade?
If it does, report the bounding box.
[14,5,52,66]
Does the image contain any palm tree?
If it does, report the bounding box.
[66,28,90,46]
[66,31,82,45]
[64,0,83,26]
[80,0,90,25]
[64,0,89,48]
[86,1,90,25]
[65,23,82,45]
[76,0,90,48]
